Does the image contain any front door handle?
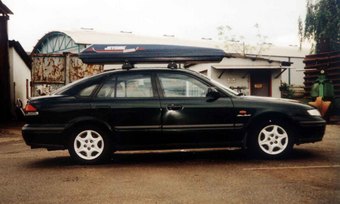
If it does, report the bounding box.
[167,104,183,111]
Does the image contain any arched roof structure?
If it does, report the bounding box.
[32,31,85,54]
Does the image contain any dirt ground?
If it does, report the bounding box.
[0,122,339,204]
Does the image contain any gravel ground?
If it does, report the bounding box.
[0,123,339,204]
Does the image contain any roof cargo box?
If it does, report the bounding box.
[79,44,226,64]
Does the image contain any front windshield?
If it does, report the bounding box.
[195,72,238,96]
[210,79,239,96]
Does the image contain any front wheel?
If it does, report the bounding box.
[247,120,294,159]
[68,126,112,164]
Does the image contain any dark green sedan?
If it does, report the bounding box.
[21,68,326,164]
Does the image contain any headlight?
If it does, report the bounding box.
[307,109,321,116]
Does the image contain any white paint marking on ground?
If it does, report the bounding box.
[243,165,340,171]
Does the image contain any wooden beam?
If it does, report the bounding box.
[0,16,12,121]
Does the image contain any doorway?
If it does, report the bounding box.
[250,70,271,96]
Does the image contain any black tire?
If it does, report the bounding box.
[68,126,112,164]
[247,119,294,159]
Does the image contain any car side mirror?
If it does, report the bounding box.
[206,87,220,101]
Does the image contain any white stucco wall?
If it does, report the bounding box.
[189,58,283,98]
[210,68,251,96]
[9,47,31,114]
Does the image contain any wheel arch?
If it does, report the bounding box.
[62,117,113,145]
[244,111,296,146]
[244,111,296,158]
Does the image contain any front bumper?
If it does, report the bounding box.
[22,124,67,150]
[294,118,326,144]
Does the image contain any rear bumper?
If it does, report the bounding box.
[22,124,67,150]
[295,119,326,144]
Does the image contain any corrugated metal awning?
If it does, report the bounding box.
[212,65,286,70]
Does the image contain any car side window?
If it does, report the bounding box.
[116,74,153,98]
[78,84,97,97]
[97,77,116,98]
[158,73,208,97]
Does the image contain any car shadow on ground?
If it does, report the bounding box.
[27,147,325,169]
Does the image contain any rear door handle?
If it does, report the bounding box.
[167,104,183,111]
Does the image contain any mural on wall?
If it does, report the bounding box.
[69,57,103,82]
[32,57,65,83]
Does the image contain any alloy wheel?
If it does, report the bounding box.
[73,130,104,160]
[257,124,289,155]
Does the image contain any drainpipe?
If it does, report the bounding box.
[288,57,291,85]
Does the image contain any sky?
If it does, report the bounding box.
[4,0,308,51]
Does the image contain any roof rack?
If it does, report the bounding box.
[167,62,178,69]
[121,61,179,70]
[122,61,134,70]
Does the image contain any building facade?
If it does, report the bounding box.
[8,40,31,118]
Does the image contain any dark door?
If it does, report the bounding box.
[92,72,162,147]
[157,72,235,147]
[250,70,271,96]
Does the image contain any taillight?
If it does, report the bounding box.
[24,104,39,116]
[25,104,37,112]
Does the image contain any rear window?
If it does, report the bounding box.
[52,73,107,96]
[95,73,153,98]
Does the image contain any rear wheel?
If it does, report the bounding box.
[68,126,112,164]
[248,120,294,159]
